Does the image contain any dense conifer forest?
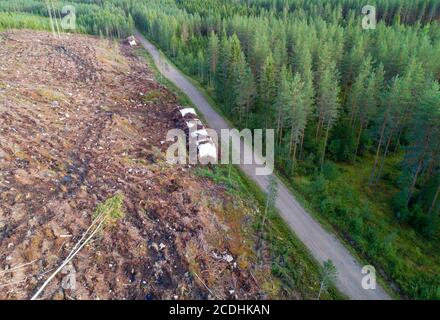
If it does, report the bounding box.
[1,0,439,299]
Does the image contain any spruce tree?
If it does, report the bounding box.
[208,31,219,87]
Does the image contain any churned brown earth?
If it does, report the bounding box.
[0,30,279,300]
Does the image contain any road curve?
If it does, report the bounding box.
[135,31,391,300]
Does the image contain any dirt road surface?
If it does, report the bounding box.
[135,30,392,300]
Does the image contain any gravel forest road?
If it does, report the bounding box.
[135,30,391,300]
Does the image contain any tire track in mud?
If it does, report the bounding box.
[59,111,114,197]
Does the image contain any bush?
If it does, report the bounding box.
[327,123,357,162]
[320,196,336,216]
[348,216,364,236]
[297,153,319,175]
[322,161,340,181]
[365,228,382,256]
[334,199,350,221]
[392,188,411,221]
[307,175,328,204]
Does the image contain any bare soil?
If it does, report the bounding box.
[0,30,277,300]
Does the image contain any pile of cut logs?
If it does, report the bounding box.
[173,106,218,164]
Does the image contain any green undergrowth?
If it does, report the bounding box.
[93,194,125,226]
[286,155,440,299]
[0,12,52,32]
[195,165,344,300]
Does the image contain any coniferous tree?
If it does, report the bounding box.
[226,34,246,114]
[215,34,231,103]
[404,82,440,205]
[208,31,219,87]
[259,53,277,128]
[286,73,307,168]
[273,65,292,142]
[316,44,340,167]
[236,64,256,125]
[348,56,372,129]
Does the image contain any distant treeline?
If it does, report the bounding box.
[175,0,440,24]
